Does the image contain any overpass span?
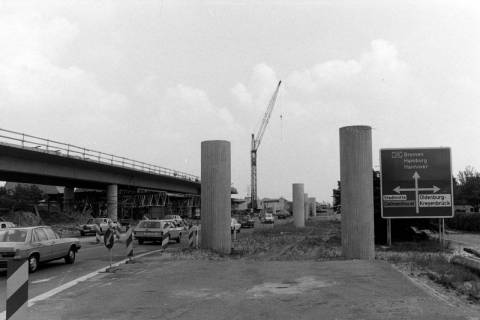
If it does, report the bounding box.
[0,128,201,219]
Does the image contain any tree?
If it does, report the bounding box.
[332,181,341,209]
[455,166,480,209]
[0,184,44,212]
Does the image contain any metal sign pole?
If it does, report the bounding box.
[438,218,441,245]
[442,218,445,249]
[387,219,392,246]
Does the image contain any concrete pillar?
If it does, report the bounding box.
[340,125,374,260]
[292,184,305,227]
[201,140,231,254]
[309,197,316,217]
[63,187,74,213]
[304,193,309,221]
[107,184,118,221]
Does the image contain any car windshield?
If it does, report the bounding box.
[94,218,105,224]
[137,221,162,229]
[0,229,28,242]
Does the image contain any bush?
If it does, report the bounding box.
[446,212,480,232]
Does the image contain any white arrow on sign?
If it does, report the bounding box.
[392,171,440,214]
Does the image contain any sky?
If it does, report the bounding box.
[0,0,479,203]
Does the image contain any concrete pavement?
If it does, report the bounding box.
[23,252,478,320]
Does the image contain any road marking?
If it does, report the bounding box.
[0,248,164,320]
[31,278,54,284]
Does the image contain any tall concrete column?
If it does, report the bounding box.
[304,193,309,221]
[107,184,118,221]
[293,184,305,227]
[201,140,231,254]
[63,187,74,213]
[309,197,316,217]
[340,125,374,260]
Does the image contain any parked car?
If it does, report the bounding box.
[133,219,183,244]
[164,215,187,229]
[79,217,117,236]
[164,214,182,222]
[0,222,16,229]
[0,226,81,273]
[262,213,274,224]
[276,210,290,219]
[240,216,255,228]
[231,218,241,233]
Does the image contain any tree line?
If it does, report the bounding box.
[0,185,44,212]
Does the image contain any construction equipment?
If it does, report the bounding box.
[250,80,282,212]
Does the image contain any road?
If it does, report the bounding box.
[0,236,178,312]
[0,217,292,314]
[445,231,480,249]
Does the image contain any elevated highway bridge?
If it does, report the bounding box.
[0,128,201,220]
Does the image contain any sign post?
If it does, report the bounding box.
[380,148,454,244]
[104,228,115,270]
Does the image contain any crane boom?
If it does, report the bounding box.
[252,80,282,151]
[250,80,282,212]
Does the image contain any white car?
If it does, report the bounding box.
[262,213,274,224]
[231,218,241,233]
[79,218,118,236]
[134,219,183,244]
[0,222,16,229]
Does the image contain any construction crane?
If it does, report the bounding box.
[250,80,282,213]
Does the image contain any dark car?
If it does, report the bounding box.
[240,216,255,228]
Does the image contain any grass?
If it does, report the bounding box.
[232,219,342,260]
[376,240,480,301]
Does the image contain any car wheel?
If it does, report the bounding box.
[28,254,39,273]
[65,247,76,264]
[80,231,85,236]
[138,239,144,245]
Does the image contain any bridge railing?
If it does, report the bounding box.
[0,128,200,182]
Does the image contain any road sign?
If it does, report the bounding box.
[104,228,115,249]
[380,148,454,218]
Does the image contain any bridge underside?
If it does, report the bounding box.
[0,144,200,194]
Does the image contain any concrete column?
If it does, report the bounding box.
[340,125,374,260]
[292,184,305,227]
[107,184,118,221]
[304,193,309,221]
[201,140,231,254]
[63,187,74,213]
[309,197,316,217]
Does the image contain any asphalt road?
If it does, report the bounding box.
[0,217,293,314]
[0,236,178,312]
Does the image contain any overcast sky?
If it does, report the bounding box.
[1,1,479,203]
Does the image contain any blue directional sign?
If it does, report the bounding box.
[380,148,454,218]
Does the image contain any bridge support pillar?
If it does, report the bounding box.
[309,197,316,217]
[293,184,305,227]
[201,140,231,254]
[107,184,118,222]
[63,187,74,213]
[340,125,374,260]
[304,193,309,222]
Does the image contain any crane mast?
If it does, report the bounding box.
[250,80,282,212]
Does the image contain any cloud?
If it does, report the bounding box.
[230,83,252,106]
[227,39,416,199]
[0,12,78,62]
[0,12,128,147]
